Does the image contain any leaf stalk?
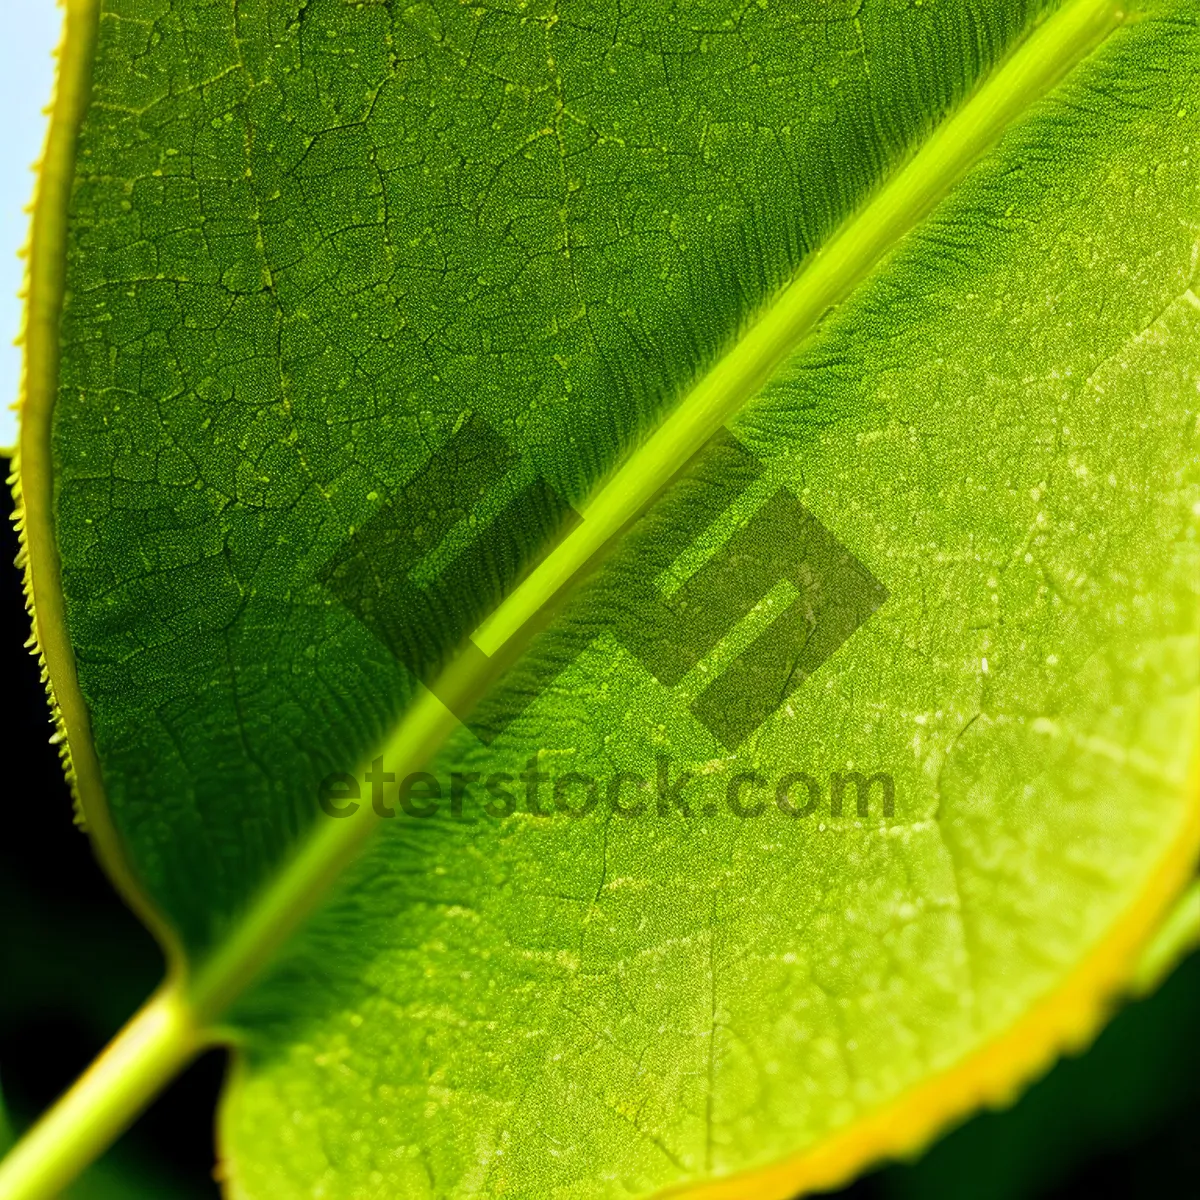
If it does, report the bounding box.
[0,987,202,1200]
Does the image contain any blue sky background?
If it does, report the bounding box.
[1,3,62,452]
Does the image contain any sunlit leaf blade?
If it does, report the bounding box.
[18,0,1199,1196]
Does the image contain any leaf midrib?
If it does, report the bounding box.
[188,0,1125,1020]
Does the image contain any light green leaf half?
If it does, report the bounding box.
[4,0,1198,1198]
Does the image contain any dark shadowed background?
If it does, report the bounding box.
[2,480,1198,1198]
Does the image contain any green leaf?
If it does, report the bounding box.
[6,0,1199,1197]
